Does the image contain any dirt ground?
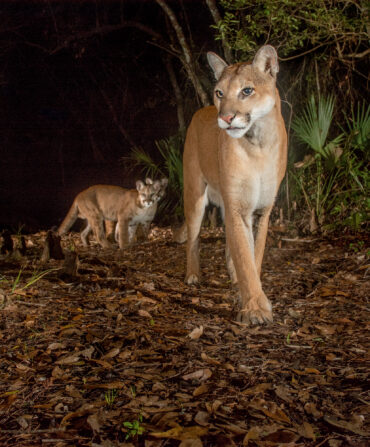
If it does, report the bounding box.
[0,225,369,446]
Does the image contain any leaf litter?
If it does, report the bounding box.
[0,227,369,446]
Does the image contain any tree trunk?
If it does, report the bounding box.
[205,0,233,64]
[164,56,186,133]
[156,0,210,107]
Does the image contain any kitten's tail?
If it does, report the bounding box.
[58,201,79,236]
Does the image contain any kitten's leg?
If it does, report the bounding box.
[91,216,111,248]
[141,222,151,240]
[105,220,116,244]
[128,224,137,244]
[80,223,91,246]
[117,219,130,249]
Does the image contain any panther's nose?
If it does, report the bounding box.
[219,114,234,124]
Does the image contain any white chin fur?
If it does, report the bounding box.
[217,118,230,130]
[218,116,249,139]
[226,127,248,139]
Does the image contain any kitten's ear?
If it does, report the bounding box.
[152,180,161,192]
[145,178,153,185]
[161,178,168,188]
[207,52,228,80]
[252,45,279,78]
[136,180,145,191]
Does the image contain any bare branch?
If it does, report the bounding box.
[24,21,164,55]
[156,0,210,107]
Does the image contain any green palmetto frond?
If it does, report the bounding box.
[156,139,183,191]
[345,102,370,150]
[292,95,343,158]
[130,146,164,179]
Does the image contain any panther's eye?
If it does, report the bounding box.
[242,87,254,96]
[215,89,223,99]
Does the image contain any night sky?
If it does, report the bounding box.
[0,0,215,231]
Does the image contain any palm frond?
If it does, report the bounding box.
[292,95,336,157]
[345,102,370,150]
[130,146,164,179]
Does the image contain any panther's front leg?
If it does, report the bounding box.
[224,206,273,325]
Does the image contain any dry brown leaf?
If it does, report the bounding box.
[87,412,103,433]
[182,368,212,382]
[60,403,97,427]
[315,324,336,335]
[47,342,66,351]
[55,353,81,365]
[217,422,247,435]
[261,406,290,424]
[16,415,29,429]
[51,365,66,379]
[193,384,208,397]
[194,411,209,426]
[292,367,320,375]
[83,381,127,390]
[263,429,299,444]
[179,439,203,447]
[297,421,316,440]
[65,384,83,399]
[274,385,294,403]
[325,352,337,361]
[103,347,120,359]
[243,426,260,445]
[90,358,113,369]
[324,415,370,436]
[201,352,221,366]
[242,382,272,395]
[188,325,203,340]
[138,309,152,318]
[150,425,208,440]
[304,402,323,419]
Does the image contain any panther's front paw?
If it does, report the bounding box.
[236,292,273,325]
[185,273,199,285]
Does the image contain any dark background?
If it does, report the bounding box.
[0,0,216,231]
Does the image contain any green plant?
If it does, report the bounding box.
[344,102,370,150]
[213,1,367,61]
[11,268,58,294]
[349,240,364,253]
[130,385,136,398]
[123,414,145,440]
[291,97,369,232]
[126,133,184,222]
[286,332,291,344]
[291,95,344,228]
[291,95,344,159]
[11,269,23,293]
[104,389,117,407]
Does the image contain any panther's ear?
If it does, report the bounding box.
[207,52,228,81]
[161,178,168,188]
[136,180,145,191]
[145,178,153,185]
[252,45,279,79]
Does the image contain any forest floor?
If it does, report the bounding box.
[0,225,369,447]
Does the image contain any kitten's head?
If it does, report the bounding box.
[136,179,158,208]
[152,178,168,202]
